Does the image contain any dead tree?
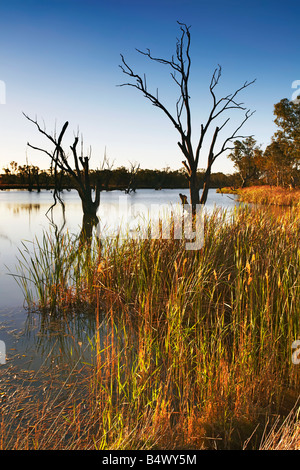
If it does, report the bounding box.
[119,21,255,215]
[24,113,101,238]
[100,147,115,191]
[31,165,41,192]
[125,161,140,193]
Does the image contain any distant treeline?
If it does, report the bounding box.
[0,163,239,191]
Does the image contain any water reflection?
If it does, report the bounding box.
[5,203,41,215]
[22,310,98,370]
[0,233,12,244]
[0,189,239,306]
[0,188,239,372]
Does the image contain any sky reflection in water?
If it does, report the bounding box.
[0,188,238,371]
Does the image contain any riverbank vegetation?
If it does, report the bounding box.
[227,98,300,190]
[2,204,300,450]
[218,185,300,207]
[0,162,237,192]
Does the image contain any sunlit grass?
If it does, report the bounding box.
[220,185,300,207]
[3,204,300,449]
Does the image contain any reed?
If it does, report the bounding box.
[3,204,300,449]
[221,185,300,207]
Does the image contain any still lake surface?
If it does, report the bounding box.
[0,188,239,373]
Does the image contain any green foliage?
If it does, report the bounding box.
[228,137,262,187]
[262,140,297,187]
[262,98,300,187]
[228,99,300,189]
[274,98,300,160]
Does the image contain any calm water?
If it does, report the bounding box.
[0,188,238,372]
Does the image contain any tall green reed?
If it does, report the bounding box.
[8,204,300,449]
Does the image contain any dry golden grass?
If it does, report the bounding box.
[220,185,300,207]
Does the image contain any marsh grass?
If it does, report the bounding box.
[220,185,300,207]
[3,204,300,449]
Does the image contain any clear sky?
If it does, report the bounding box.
[0,0,299,174]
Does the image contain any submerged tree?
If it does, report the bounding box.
[24,114,101,239]
[119,21,255,214]
[99,147,115,191]
[125,161,140,194]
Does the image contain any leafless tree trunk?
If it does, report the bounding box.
[125,161,140,193]
[24,114,101,237]
[100,147,115,191]
[31,165,40,192]
[119,21,255,215]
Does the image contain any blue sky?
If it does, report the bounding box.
[0,0,299,174]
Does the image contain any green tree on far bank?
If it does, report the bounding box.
[228,136,262,187]
[274,98,300,161]
[256,98,300,188]
[271,98,300,186]
[262,139,297,187]
[228,99,300,189]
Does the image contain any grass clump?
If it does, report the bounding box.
[3,204,300,449]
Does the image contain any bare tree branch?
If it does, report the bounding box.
[24,113,102,230]
[119,54,182,135]
[119,21,255,209]
[213,110,256,162]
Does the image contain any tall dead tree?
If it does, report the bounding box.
[125,161,140,193]
[24,113,101,238]
[119,21,255,214]
[100,147,115,191]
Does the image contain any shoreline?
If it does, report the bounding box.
[217,185,300,207]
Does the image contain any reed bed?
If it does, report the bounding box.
[3,204,300,449]
[221,185,300,207]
